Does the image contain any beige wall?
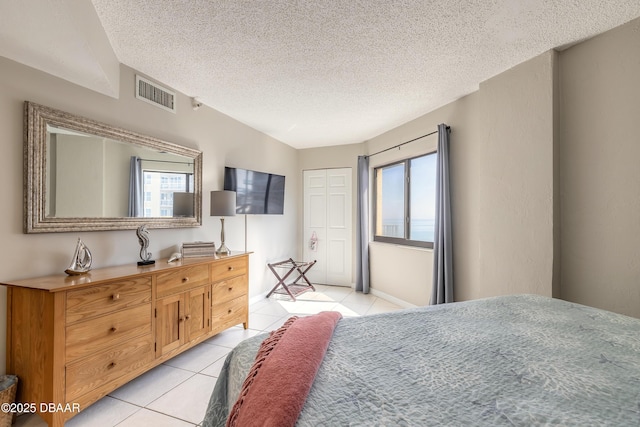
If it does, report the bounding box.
[297,142,366,283]
[53,134,105,217]
[559,17,640,317]
[0,57,299,373]
[475,50,557,299]
[365,100,461,306]
[306,17,640,316]
[298,16,640,318]
[296,49,559,307]
[358,50,557,306]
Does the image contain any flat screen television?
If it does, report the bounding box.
[224,167,285,214]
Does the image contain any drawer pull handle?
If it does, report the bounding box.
[185,314,191,320]
[179,316,185,322]
[227,309,232,314]
[228,266,234,271]
[182,277,189,282]
[228,287,233,291]
[112,294,120,301]
[110,327,117,333]
[107,362,116,369]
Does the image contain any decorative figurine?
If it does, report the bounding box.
[65,238,93,275]
[136,225,155,266]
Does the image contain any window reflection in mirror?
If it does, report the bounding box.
[142,170,194,217]
[46,125,195,219]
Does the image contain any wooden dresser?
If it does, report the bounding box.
[2,253,249,427]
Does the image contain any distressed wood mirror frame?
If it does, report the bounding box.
[24,101,203,233]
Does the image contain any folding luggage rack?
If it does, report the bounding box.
[266,258,317,301]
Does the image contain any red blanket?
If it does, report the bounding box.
[226,311,342,427]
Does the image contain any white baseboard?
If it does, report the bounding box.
[369,288,417,309]
[249,290,270,306]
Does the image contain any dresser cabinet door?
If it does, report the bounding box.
[185,285,211,342]
[156,285,212,357]
[155,293,185,356]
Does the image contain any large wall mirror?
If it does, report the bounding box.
[24,101,203,233]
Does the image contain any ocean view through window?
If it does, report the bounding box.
[374,151,436,248]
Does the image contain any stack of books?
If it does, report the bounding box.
[181,241,216,258]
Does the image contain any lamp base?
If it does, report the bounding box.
[216,243,231,256]
[217,217,231,256]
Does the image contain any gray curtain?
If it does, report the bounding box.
[355,155,370,294]
[431,124,453,304]
[128,156,143,217]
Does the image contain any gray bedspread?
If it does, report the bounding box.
[203,294,640,426]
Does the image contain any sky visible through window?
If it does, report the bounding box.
[380,153,436,242]
[410,154,436,242]
[381,163,405,238]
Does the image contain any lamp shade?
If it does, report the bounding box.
[172,192,194,217]
[210,190,236,217]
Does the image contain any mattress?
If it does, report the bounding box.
[203,294,640,426]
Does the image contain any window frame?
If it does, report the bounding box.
[373,150,437,249]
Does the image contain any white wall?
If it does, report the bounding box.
[0,57,299,373]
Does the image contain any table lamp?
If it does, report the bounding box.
[210,190,236,255]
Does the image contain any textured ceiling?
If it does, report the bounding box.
[3,2,640,149]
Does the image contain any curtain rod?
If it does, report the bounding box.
[138,158,193,165]
[365,126,450,159]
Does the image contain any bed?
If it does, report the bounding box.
[202,294,640,426]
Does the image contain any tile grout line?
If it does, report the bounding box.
[110,398,199,427]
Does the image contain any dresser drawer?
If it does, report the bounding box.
[212,295,247,331]
[212,257,247,282]
[66,334,154,402]
[66,304,152,361]
[157,264,209,298]
[66,277,152,324]
[212,275,247,304]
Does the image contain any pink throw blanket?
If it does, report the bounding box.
[226,311,342,427]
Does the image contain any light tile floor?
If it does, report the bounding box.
[14,285,402,427]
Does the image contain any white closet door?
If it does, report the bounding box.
[303,168,352,286]
[303,170,327,284]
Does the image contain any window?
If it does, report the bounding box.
[374,152,437,248]
[142,170,193,217]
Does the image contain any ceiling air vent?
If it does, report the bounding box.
[135,75,176,113]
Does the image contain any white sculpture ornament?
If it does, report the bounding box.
[136,225,155,266]
[65,238,93,275]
